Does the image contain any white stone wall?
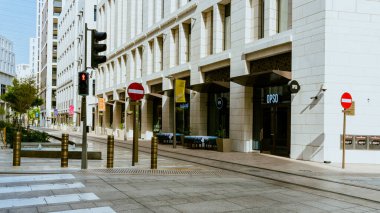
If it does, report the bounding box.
[92,0,380,164]
[290,0,326,162]
[323,0,380,163]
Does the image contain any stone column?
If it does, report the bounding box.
[140,97,153,140]
[190,92,208,136]
[161,91,172,133]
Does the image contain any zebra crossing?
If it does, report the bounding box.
[0,174,116,213]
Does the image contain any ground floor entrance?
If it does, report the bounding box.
[261,104,290,157]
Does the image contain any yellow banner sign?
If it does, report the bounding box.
[175,79,186,103]
[98,98,105,111]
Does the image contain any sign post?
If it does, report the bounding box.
[340,92,352,169]
[127,83,145,166]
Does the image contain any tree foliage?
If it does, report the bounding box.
[0,77,43,114]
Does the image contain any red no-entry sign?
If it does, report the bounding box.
[341,92,352,109]
[127,82,145,101]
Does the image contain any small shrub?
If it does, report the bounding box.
[0,121,50,147]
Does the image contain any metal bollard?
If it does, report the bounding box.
[13,131,21,166]
[151,135,158,169]
[107,135,114,168]
[3,128,6,146]
[61,133,69,168]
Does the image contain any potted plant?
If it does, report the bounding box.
[216,128,231,152]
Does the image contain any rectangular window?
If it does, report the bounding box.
[223,3,231,50]
[94,5,97,21]
[259,0,265,39]
[174,28,180,66]
[184,23,191,62]
[157,36,163,71]
[209,11,213,55]
[149,40,154,74]
[277,0,292,32]
[202,9,213,56]
[92,79,96,96]
[1,84,6,95]
[161,0,165,19]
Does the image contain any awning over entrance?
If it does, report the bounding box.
[190,81,230,93]
[145,93,163,99]
[230,70,291,88]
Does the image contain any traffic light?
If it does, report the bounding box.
[78,71,89,96]
[91,30,107,68]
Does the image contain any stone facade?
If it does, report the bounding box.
[92,0,380,163]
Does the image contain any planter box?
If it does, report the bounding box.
[216,138,231,152]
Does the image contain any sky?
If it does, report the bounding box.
[0,0,36,65]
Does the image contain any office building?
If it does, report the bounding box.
[37,0,62,126]
[94,0,380,164]
[56,0,98,129]
[0,35,16,120]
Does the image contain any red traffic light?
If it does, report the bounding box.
[78,72,89,96]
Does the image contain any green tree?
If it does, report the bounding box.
[0,77,43,128]
[28,107,40,126]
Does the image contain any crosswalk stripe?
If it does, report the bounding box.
[51,207,116,213]
[0,182,84,194]
[0,174,75,184]
[0,193,99,209]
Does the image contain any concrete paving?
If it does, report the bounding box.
[1,128,380,212]
[0,171,380,212]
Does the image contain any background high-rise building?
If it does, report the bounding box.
[0,35,16,120]
[37,0,62,127]
[35,0,44,94]
[29,38,39,84]
[15,64,32,79]
[56,0,98,129]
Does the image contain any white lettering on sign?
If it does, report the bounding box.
[341,98,352,103]
[128,89,144,94]
[266,94,279,104]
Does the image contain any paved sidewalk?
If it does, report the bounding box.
[5,127,380,189]
[53,128,380,175]
[0,129,213,174]
[1,128,380,212]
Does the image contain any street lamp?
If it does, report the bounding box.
[166,75,176,148]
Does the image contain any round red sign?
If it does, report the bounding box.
[340,92,352,109]
[127,82,145,101]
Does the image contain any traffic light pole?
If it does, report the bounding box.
[81,23,88,169]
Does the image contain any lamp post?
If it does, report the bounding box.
[166,75,176,148]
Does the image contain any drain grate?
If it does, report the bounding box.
[77,168,228,176]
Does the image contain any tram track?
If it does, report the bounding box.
[63,133,380,204]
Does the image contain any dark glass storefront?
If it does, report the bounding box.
[176,93,190,134]
[232,52,292,157]
[258,85,291,156]
[152,97,162,132]
[207,93,229,137]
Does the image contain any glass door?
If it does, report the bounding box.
[261,104,290,156]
